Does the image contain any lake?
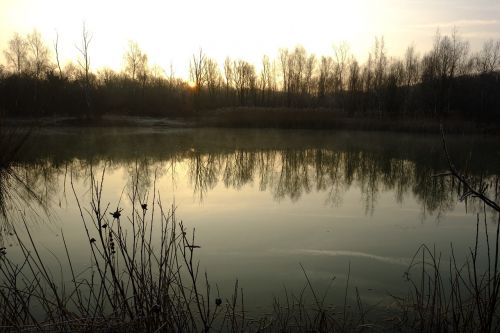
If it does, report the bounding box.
[2,128,499,317]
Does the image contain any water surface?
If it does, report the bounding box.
[2,128,499,313]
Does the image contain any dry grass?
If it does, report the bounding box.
[196,107,494,134]
[0,166,375,332]
[0,134,499,332]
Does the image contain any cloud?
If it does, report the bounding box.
[461,31,500,39]
[414,19,500,29]
[282,249,410,266]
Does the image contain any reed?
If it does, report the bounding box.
[0,143,499,332]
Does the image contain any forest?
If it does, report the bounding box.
[0,27,499,124]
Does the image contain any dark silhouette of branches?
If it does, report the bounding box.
[124,41,148,82]
[53,31,63,79]
[436,127,500,212]
[26,29,51,79]
[3,33,28,74]
[76,22,93,117]
[0,28,499,123]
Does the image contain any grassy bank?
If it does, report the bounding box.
[197,107,499,134]
[2,107,499,134]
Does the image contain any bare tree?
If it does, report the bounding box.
[450,28,471,76]
[53,31,63,79]
[288,46,306,97]
[333,41,350,93]
[26,29,51,79]
[76,23,92,84]
[372,37,387,91]
[404,45,419,87]
[402,45,420,113]
[347,57,361,113]
[76,23,93,116]
[387,59,405,89]
[431,28,469,80]
[428,28,470,112]
[367,37,388,113]
[278,48,289,103]
[99,67,116,85]
[124,41,147,81]
[260,55,271,103]
[150,64,166,86]
[475,39,500,74]
[136,56,149,91]
[189,48,207,93]
[223,57,233,97]
[122,41,149,107]
[63,62,80,81]
[205,58,221,97]
[348,57,360,93]
[4,33,28,74]
[168,62,175,88]
[233,59,256,104]
[304,54,316,96]
[318,56,334,99]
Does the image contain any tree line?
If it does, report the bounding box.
[10,131,495,216]
[0,26,499,121]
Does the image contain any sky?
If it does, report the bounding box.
[1,0,499,78]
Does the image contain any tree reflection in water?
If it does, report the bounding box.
[3,128,498,225]
[0,128,49,240]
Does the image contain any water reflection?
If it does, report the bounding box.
[1,128,498,320]
[184,148,494,218]
[0,165,51,243]
[5,128,499,221]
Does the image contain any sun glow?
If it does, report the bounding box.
[0,0,379,77]
[187,81,196,89]
[1,0,499,78]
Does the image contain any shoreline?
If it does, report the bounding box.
[1,107,498,135]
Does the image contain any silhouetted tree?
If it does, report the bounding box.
[475,39,500,74]
[124,41,147,81]
[0,27,498,122]
[333,42,350,109]
[150,64,166,86]
[223,56,234,100]
[26,29,51,79]
[4,33,28,74]
[347,58,360,113]
[318,56,334,101]
[260,55,271,104]
[76,23,93,117]
[190,48,206,94]
[233,59,256,105]
[402,45,419,113]
[278,48,290,105]
[372,37,388,114]
[53,31,63,79]
[205,57,221,99]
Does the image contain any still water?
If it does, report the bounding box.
[2,128,499,313]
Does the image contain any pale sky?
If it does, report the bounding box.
[1,0,499,78]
